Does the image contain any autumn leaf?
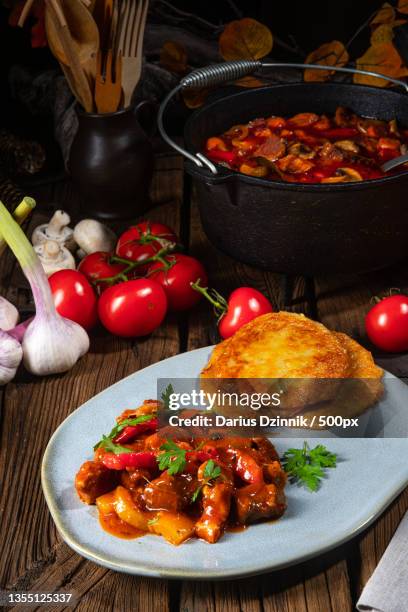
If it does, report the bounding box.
[304,41,349,82]
[182,87,209,109]
[354,43,408,87]
[219,18,273,61]
[160,41,188,75]
[371,3,396,26]
[371,23,395,44]
[397,0,408,15]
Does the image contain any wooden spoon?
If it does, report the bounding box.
[46,0,99,88]
[45,0,94,112]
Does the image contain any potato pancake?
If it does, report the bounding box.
[201,312,350,379]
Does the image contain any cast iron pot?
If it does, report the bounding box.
[159,62,408,275]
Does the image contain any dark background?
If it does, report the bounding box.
[0,0,387,161]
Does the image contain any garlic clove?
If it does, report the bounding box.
[22,314,90,376]
[73,219,116,256]
[34,239,76,277]
[32,210,75,252]
[0,329,23,385]
[0,296,19,331]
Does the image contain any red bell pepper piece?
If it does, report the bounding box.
[312,127,359,139]
[206,149,237,165]
[186,447,220,463]
[102,451,157,471]
[114,417,159,444]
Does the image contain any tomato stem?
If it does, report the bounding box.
[190,279,228,320]
[101,246,177,286]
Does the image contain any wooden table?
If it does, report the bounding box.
[1,153,408,612]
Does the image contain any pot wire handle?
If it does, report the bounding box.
[157,60,408,174]
[157,61,261,173]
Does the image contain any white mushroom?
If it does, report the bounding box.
[32,210,75,252]
[73,219,116,257]
[34,240,76,277]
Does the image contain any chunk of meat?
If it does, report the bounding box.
[266,116,285,129]
[235,483,286,524]
[121,469,151,490]
[142,472,197,512]
[195,461,233,543]
[254,135,286,161]
[288,112,319,127]
[277,154,314,174]
[75,461,119,504]
[319,142,345,162]
[117,399,160,423]
[263,461,287,488]
[250,438,280,462]
[195,482,233,543]
[312,115,331,130]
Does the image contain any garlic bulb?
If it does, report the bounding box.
[22,313,89,375]
[0,296,19,331]
[0,202,90,377]
[0,329,23,385]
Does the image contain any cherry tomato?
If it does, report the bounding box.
[78,251,127,289]
[365,294,408,352]
[98,278,167,337]
[218,287,273,339]
[116,221,177,272]
[48,269,98,330]
[147,254,208,311]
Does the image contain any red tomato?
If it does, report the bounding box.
[147,254,208,311]
[218,287,273,339]
[78,251,127,288]
[48,270,98,330]
[365,294,408,352]
[116,221,177,272]
[98,279,167,337]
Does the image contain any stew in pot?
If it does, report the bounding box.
[204,107,408,183]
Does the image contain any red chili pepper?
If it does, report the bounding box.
[312,127,359,139]
[102,451,157,470]
[206,149,237,165]
[114,418,159,444]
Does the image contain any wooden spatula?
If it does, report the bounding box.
[95,49,122,113]
[45,0,94,112]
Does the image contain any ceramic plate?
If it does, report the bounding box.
[42,347,408,580]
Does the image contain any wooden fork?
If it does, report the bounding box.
[117,0,149,107]
[95,48,122,113]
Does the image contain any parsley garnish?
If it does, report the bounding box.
[157,440,187,475]
[97,436,132,455]
[148,516,159,526]
[282,442,337,492]
[161,384,174,410]
[94,413,154,451]
[191,460,222,502]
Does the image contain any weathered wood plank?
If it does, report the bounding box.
[315,262,408,607]
[0,157,184,611]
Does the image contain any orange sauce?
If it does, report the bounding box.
[99,511,143,539]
